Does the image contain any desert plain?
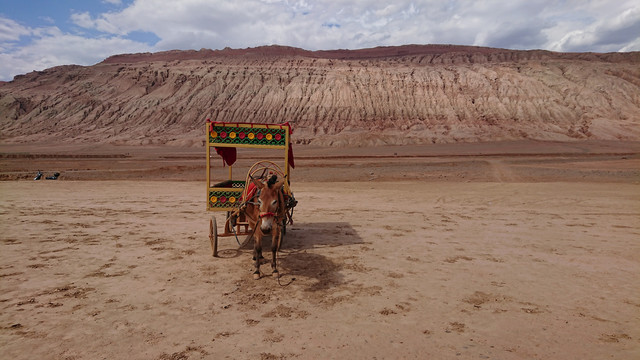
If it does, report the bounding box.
[1,140,639,359]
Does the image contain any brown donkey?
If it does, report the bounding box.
[246,176,285,279]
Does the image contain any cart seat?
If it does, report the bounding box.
[213,179,234,188]
[242,182,258,201]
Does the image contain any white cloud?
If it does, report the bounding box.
[0,17,31,42]
[620,37,640,52]
[1,0,639,81]
[0,23,151,80]
[50,0,640,52]
[70,12,95,29]
[548,5,640,52]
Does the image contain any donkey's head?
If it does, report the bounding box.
[252,176,284,233]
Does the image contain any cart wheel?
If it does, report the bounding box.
[209,216,218,257]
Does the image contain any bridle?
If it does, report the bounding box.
[259,211,277,218]
[245,188,283,223]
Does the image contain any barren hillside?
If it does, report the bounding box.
[1,45,639,147]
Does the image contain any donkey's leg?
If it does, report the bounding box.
[253,232,263,280]
[271,225,281,278]
[250,220,264,261]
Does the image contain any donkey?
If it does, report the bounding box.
[246,175,285,279]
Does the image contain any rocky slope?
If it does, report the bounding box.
[1,45,639,147]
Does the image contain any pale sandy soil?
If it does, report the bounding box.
[1,179,638,359]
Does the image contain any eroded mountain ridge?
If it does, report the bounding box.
[1,45,638,146]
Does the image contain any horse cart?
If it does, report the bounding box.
[206,120,297,263]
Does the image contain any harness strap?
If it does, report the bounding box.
[259,212,276,218]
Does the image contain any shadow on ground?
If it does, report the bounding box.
[224,222,363,292]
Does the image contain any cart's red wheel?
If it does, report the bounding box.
[209,216,218,257]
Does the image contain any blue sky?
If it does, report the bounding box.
[1,0,158,44]
[1,0,639,81]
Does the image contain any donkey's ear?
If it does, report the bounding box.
[251,178,265,189]
[273,180,285,190]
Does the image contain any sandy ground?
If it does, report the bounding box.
[1,177,639,359]
[1,140,639,182]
